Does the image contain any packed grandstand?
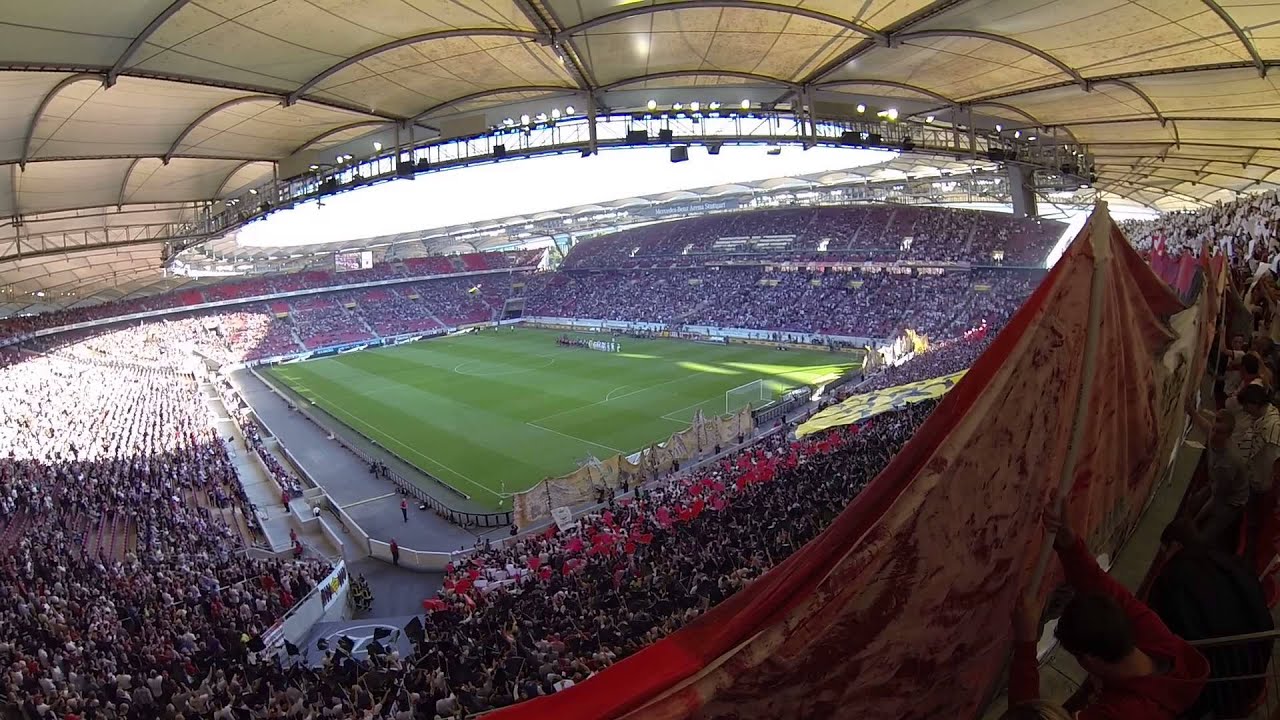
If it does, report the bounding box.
[6,0,1280,711]
[3,184,1278,719]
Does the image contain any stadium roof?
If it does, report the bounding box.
[2,0,1279,306]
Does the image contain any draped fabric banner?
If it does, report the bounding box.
[796,371,967,438]
[491,205,1210,720]
[512,407,755,527]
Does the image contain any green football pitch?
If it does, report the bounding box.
[267,328,860,509]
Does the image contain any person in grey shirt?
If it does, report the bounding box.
[1190,407,1250,549]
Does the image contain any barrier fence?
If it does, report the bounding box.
[1188,630,1279,719]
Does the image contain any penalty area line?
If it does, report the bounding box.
[525,421,623,454]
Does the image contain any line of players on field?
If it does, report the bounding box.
[557,334,621,353]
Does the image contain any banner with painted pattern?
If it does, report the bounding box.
[795,371,967,438]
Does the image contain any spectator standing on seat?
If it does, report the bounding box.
[1240,384,1280,496]
[1005,505,1208,720]
[1187,404,1250,549]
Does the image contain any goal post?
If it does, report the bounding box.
[726,379,770,414]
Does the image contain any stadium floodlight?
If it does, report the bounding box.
[373,141,382,151]
[309,164,319,170]
[740,99,751,109]
[336,154,344,163]
[551,108,562,119]
[1014,130,1021,138]
[647,99,657,110]
[995,124,1002,132]
[726,379,770,414]
[565,105,575,114]
[672,102,683,110]
[248,188,257,195]
[709,101,721,110]
[925,115,935,123]
[503,117,514,126]
[886,108,898,120]
[690,101,700,112]
[520,114,530,125]
[856,103,866,113]
[535,112,548,122]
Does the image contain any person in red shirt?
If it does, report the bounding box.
[400,497,409,523]
[1005,507,1209,720]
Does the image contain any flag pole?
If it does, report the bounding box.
[1029,200,1112,590]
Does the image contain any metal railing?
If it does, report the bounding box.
[1189,629,1279,719]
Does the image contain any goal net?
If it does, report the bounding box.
[726,379,770,414]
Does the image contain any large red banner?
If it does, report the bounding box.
[490,208,1206,720]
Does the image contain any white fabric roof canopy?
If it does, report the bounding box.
[1,0,1278,307]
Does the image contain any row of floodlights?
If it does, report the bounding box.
[503,106,576,127]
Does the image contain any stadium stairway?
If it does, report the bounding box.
[352,311,377,338]
[199,381,297,554]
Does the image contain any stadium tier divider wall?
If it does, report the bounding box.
[520,317,880,350]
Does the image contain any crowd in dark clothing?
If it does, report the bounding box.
[0,353,332,720]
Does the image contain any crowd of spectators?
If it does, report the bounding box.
[561,206,1063,269]
[0,250,539,342]
[0,350,333,719]
[1122,189,1280,270]
[524,267,1041,342]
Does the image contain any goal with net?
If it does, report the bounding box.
[725,379,771,414]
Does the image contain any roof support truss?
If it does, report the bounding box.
[513,0,596,91]
[21,73,106,169]
[800,0,963,86]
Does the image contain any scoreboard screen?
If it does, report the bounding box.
[335,250,373,272]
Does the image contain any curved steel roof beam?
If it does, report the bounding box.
[289,121,393,156]
[598,69,798,92]
[558,1,883,42]
[1200,0,1267,77]
[1099,169,1246,196]
[21,73,106,170]
[108,0,196,85]
[802,0,967,86]
[117,157,147,209]
[953,61,1278,106]
[1089,151,1280,174]
[213,160,271,199]
[972,101,1082,145]
[1091,79,1166,125]
[8,165,19,220]
[288,29,545,104]
[895,30,1086,87]
[412,86,582,122]
[1097,175,1210,207]
[164,95,281,163]
[813,79,954,104]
